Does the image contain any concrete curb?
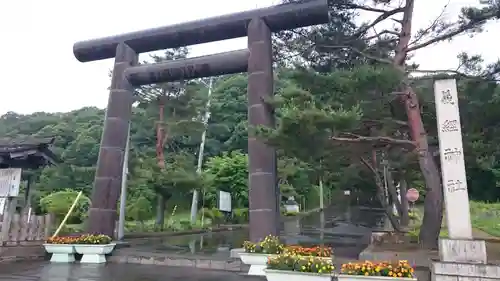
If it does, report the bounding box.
[109,250,248,272]
[123,225,245,239]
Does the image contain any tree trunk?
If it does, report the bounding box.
[360,157,402,232]
[156,99,166,169]
[155,98,167,229]
[393,0,443,248]
[386,167,402,216]
[399,176,410,227]
[404,89,443,248]
[155,196,166,231]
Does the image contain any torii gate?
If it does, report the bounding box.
[72,0,329,241]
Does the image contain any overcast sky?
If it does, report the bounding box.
[1,0,498,115]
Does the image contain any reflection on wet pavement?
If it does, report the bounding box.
[0,262,264,281]
[125,205,386,259]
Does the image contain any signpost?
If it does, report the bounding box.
[0,168,21,216]
[0,168,22,242]
[217,190,232,223]
[218,191,232,213]
[406,188,419,203]
[405,188,419,213]
[0,168,21,198]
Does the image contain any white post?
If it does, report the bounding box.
[434,79,472,239]
[319,179,324,244]
[190,77,214,223]
[117,124,131,240]
[319,178,324,210]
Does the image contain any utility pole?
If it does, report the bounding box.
[190,77,214,223]
[117,124,130,240]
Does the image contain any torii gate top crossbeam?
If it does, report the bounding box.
[73,0,329,62]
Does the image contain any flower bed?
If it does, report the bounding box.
[46,234,112,245]
[265,253,334,281]
[45,234,115,264]
[339,261,416,280]
[46,235,80,244]
[284,246,332,258]
[240,235,284,275]
[239,236,333,276]
[243,235,284,254]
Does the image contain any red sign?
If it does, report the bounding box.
[406,188,419,202]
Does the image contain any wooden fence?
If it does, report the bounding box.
[0,213,53,245]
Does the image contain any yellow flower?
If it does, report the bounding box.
[364,272,369,276]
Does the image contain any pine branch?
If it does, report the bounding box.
[317,45,393,64]
[349,6,405,38]
[365,29,400,41]
[363,118,408,127]
[330,133,415,148]
[406,9,497,52]
[407,0,450,46]
[410,69,500,82]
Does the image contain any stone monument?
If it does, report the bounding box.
[432,79,500,280]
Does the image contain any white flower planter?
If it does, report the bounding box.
[264,269,333,281]
[43,244,76,263]
[73,243,116,264]
[337,274,417,281]
[239,252,275,276]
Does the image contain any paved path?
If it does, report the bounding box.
[0,262,264,281]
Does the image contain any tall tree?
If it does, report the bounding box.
[276,0,500,248]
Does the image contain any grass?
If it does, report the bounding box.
[58,207,317,236]
[469,201,500,237]
[60,211,209,235]
[407,201,500,239]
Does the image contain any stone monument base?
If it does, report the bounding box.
[432,238,500,280]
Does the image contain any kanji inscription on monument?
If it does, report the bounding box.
[434,79,472,239]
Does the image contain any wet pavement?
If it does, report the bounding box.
[0,261,264,281]
[0,203,387,280]
[124,204,386,259]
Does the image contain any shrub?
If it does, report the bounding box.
[179,219,193,230]
[40,190,90,224]
[200,208,225,225]
[232,208,248,223]
[126,196,152,224]
[408,211,420,221]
